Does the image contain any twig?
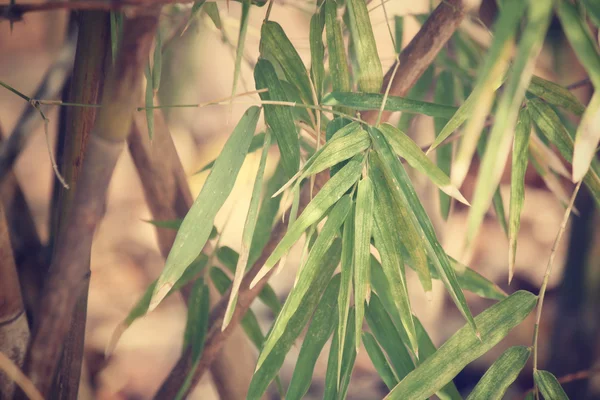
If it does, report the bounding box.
[21,9,160,397]
[567,77,591,91]
[155,0,468,397]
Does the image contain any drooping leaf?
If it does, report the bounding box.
[152,28,162,92]
[310,7,326,100]
[325,0,352,115]
[385,291,537,400]
[534,370,569,400]
[353,176,374,350]
[337,208,354,386]
[252,155,363,285]
[255,59,300,178]
[203,2,222,30]
[109,12,123,64]
[196,132,266,174]
[286,274,338,400]
[378,123,468,205]
[144,63,154,140]
[255,198,351,370]
[324,307,357,400]
[466,346,531,400]
[149,107,261,310]
[223,131,272,329]
[248,270,342,400]
[394,15,403,53]
[528,76,585,116]
[508,109,532,283]
[182,1,207,35]
[260,21,313,104]
[582,0,600,27]
[573,91,600,182]
[231,0,251,99]
[326,117,354,177]
[345,0,383,92]
[363,331,398,390]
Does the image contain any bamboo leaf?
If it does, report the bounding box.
[286,274,338,400]
[255,198,351,370]
[260,21,313,104]
[466,346,531,400]
[363,332,399,390]
[378,123,468,205]
[385,291,537,400]
[557,0,600,90]
[149,107,261,310]
[452,0,525,188]
[203,2,222,30]
[528,76,585,116]
[248,271,342,400]
[252,155,363,285]
[196,132,266,174]
[144,64,154,140]
[322,92,458,118]
[327,117,355,177]
[324,308,357,400]
[509,109,532,283]
[152,28,162,92]
[534,370,569,400]
[397,66,435,132]
[223,131,272,329]
[434,70,456,219]
[370,127,476,332]
[337,209,354,386]
[109,12,123,64]
[231,0,251,99]
[394,15,403,53]
[325,0,352,114]
[466,0,552,250]
[354,176,374,350]
[255,59,300,178]
[345,0,383,92]
[182,1,207,35]
[582,0,600,27]
[573,91,600,182]
[310,7,326,100]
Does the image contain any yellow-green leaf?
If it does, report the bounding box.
[363,332,398,390]
[231,0,251,99]
[573,91,600,182]
[310,7,325,99]
[325,0,352,115]
[144,64,154,140]
[337,209,354,386]
[528,76,585,116]
[434,70,456,220]
[534,370,569,400]
[324,307,357,399]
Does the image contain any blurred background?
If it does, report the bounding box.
[0,0,598,398]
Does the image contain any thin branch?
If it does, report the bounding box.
[21,9,160,397]
[156,0,468,397]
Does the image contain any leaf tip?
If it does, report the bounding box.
[105,322,126,358]
[149,283,172,312]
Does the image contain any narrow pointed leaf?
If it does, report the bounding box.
[152,29,162,92]
[109,11,123,64]
[337,210,354,386]
[144,64,154,140]
[363,332,399,390]
[310,8,325,99]
[255,59,300,178]
[379,123,468,205]
[346,0,382,92]
[252,155,363,284]
[255,198,351,370]
[325,0,352,115]
[150,107,260,310]
[354,176,374,350]
[528,76,585,116]
[434,70,456,219]
[286,276,338,400]
[260,21,312,104]
[509,109,532,282]
[534,370,569,400]
[231,0,251,99]
[394,15,403,53]
[197,132,266,173]
[324,308,357,400]
[466,346,531,400]
[182,1,207,34]
[573,91,600,182]
[203,2,222,30]
[248,271,342,400]
[223,131,272,329]
[327,117,355,177]
[385,291,537,400]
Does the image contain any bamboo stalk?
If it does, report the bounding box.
[156,0,468,396]
[21,9,160,397]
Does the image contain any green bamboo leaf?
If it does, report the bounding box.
[582,0,600,27]
[324,307,357,400]
[109,12,123,65]
[142,220,218,241]
[354,176,374,350]
[557,0,600,90]
[106,255,208,356]
[466,346,531,400]
[285,275,338,400]
[337,209,354,386]
[326,117,354,177]
[573,91,600,182]
[465,0,552,249]
[325,0,352,115]
[255,197,351,371]
[310,7,326,100]
[149,107,261,310]
[182,1,207,35]
[322,91,457,118]
[345,0,383,92]
[203,2,222,30]
[370,127,476,332]
[434,70,456,220]
[144,63,154,140]
[528,97,600,207]
[231,0,251,99]
[251,155,363,285]
[370,155,431,296]
[366,293,415,380]
[394,15,403,53]
[223,131,272,329]
[260,21,313,105]
[398,66,435,132]
[175,278,210,400]
[534,370,569,400]
[255,59,300,178]
[196,132,266,174]
[210,268,265,349]
[152,28,162,92]
[248,270,342,400]
[528,76,585,116]
[363,332,398,390]
[452,0,525,188]
[378,124,468,205]
[385,291,537,400]
[508,109,532,283]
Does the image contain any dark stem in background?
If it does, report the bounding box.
[48,11,111,400]
[156,0,468,397]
